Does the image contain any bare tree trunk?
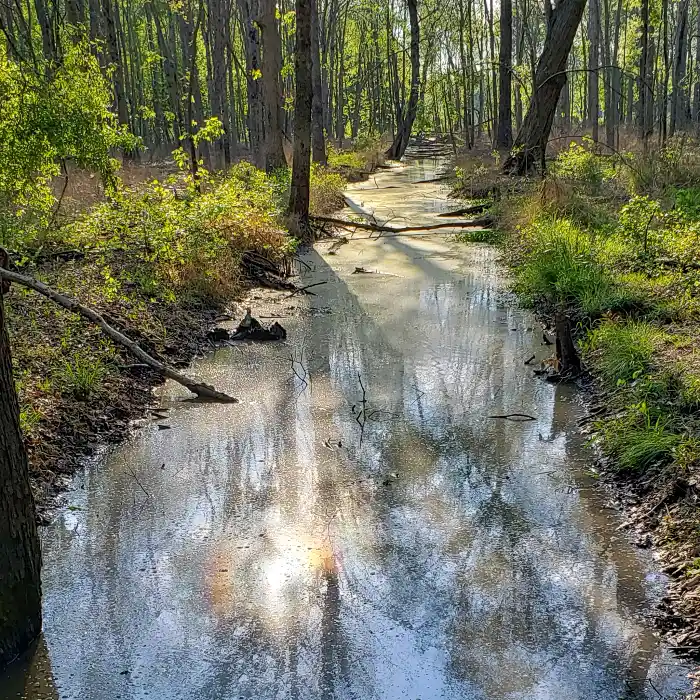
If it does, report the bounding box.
[288,0,313,241]
[385,0,419,160]
[311,0,327,164]
[671,0,691,136]
[259,0,287,171]
[496,0,513,149]
[504,0,588,174]
[0,264,42,668]
[587,0,600,141]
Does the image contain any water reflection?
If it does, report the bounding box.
[1,161,691,700]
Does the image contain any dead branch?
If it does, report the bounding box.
[437,203,489,218]
[311,215,493,234]
[0,266,238,404]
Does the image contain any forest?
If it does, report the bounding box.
[4,0,700,695]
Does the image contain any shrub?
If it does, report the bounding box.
[552,139,612,194]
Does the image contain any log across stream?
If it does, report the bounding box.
[0,157,692,700]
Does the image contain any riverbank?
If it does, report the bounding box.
[7,155,376,521]
[462,138,700,663]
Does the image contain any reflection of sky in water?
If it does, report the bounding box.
[1,161,690,700]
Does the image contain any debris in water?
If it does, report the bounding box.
[231,308,287,341]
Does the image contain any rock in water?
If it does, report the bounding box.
[207,327,230,342]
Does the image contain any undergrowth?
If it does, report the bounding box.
[492,136,700,476]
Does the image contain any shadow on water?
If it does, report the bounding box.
[0,159,692,700]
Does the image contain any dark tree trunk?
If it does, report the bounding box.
[311,0,327,165]
[259,0,287,171]
[385,0,419,160]
[587,0,600,141]
[496,0,513,149]
[288,0,313,242]
[0,266,42,668]
[503,0,588,174]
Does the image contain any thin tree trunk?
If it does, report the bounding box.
[311,0,327,164]
[496,0,513,149]
[259,0,287,171]
[288,0,313,241]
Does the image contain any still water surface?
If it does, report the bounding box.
[0,158,692,699]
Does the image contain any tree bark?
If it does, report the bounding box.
[288,0,313,241]
[503,0,588,174]
[496,0,513,149]
[385,0,419,160]
[310,0,327,164]
[259,0,287,171]
[0,264,42,668]
[587,0,600,141]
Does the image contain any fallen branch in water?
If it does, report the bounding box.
[437,204,489,218]
[286,281,328,298]
[488,413,537,422]
[311,215,493,234]
[0,266,238,403]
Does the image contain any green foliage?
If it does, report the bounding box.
[618,195,663,255]
[583,321,664,384]
[60,162,295,300]
[515,218,635,315]
[673,188,700,220]
[552,140,612,194]
[0,42,137,248]
[59,352,107,400]
[602,406,681,471]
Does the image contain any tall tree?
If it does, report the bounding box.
[259,0,287,171]
[504,0,588,174]
[496,0,513,149]
[385,0,420,160]
[0,257,42,668]
[288,0,313,241]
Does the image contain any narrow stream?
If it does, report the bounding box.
[1,158,693,700]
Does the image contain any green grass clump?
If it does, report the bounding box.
[603,415,681,471]
[515,218,634,316]
[583,321,664,384]
[59,351,108,400]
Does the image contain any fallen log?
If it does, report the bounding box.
[0,266,238,403]
[437,204,489,218]
[311,215,493,234]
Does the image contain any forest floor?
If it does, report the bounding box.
[450,138,700,669]
[9,146,383,522]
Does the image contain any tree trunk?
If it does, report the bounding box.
[555,308,581,376]
[0,268,42,668]
[503,0,588,174]
[259,0,287,171]
[496,0,513,149]
[587,0,600,141]
[288,0,313,242]
[385,0,420,160]
[311,0,327,164]
[671,0,691,136]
